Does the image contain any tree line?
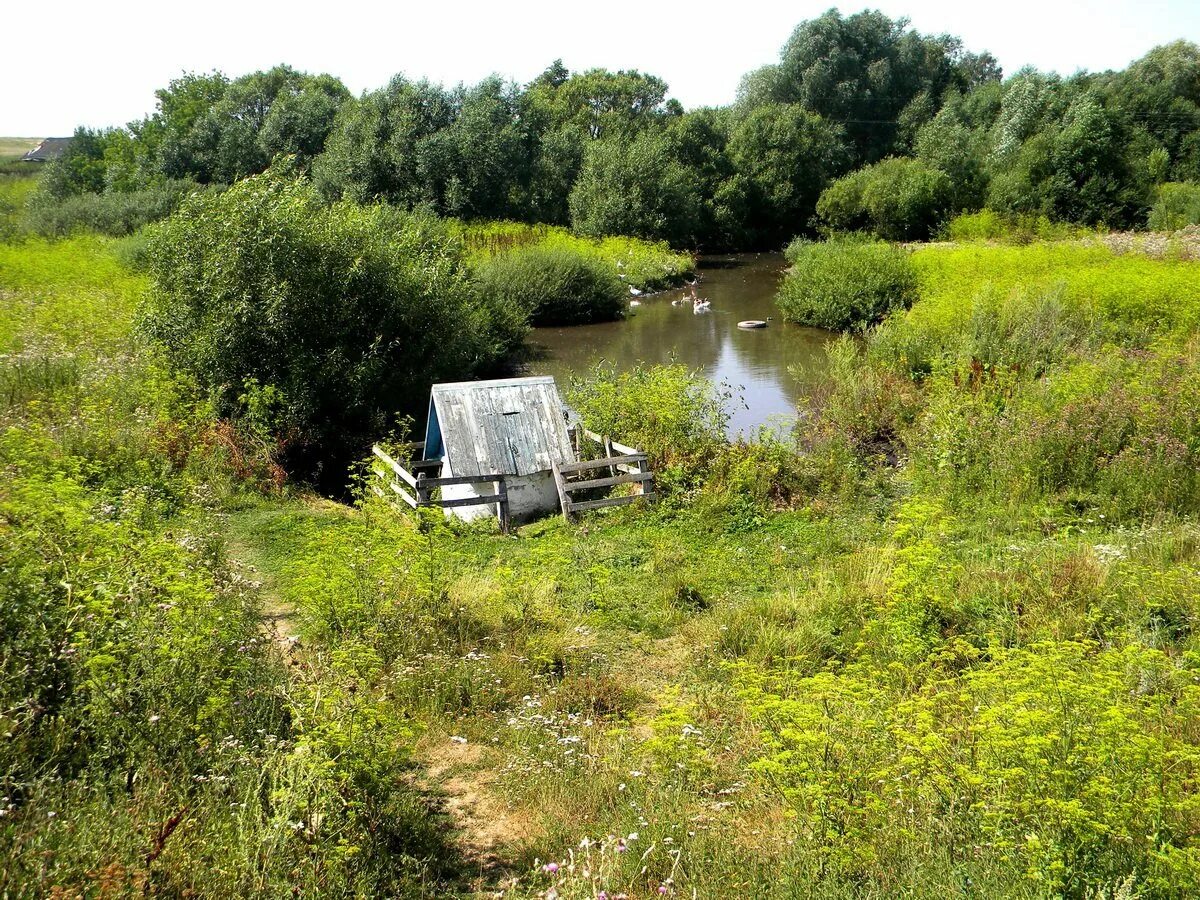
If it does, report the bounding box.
[40,9,1200,247]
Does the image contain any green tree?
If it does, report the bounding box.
[1045,93,1141,226]
[313,76,455,205]
[568,130,701,246]
[1104,41,1200,181]
[739,9,1000,164]
[258,72,351,166]
[419,76,533,220]
[143,169,525,479]
[816,156,954,240]
[724,103,847,246]
[666,108,736,248]
[39,128,113,199]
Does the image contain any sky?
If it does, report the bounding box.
[4,0,1199,137]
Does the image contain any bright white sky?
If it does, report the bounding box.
[4,0,1199,137]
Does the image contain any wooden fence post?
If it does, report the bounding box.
[551,461,572,521]
[637,455,652,497]
[496,477,510,533]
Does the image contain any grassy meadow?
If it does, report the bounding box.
[2,153,1200,898]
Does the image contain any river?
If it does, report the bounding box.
[527,253,834,438]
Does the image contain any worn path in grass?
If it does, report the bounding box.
[221,497,530,888]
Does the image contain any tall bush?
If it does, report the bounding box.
[816,157,954,241]
[567,363,731,488]
[473,245,625,326]
[777,236,918,330]
[25,181,204,237]
[143,170,526,480]
[1148,181,1200,230]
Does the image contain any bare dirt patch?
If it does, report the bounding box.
[415,735,537,888]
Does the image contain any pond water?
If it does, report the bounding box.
[527,253,834,438]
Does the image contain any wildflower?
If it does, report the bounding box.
[148,715,160,724]
[543,862,559,874]
[658,887,669,895]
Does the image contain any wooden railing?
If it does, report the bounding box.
[370,444,511,532]
[553,426,655,520]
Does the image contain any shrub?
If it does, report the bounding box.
[567,363,731,489]
[943,208,1007,241]
[1148,181,1200,230]
[777,236,918,331]
[473,244,625,326]
[143,170,527,482]
[943,208,1094,244]
[452,219,695,292]
[568,130,702,248]
[25,181,204,237]
[815,157,954,241]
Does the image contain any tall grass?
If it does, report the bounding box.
[25,181,203,238]
[451,219,695,291]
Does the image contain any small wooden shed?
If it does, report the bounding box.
[370,376,655,528]
[422,376,574,523]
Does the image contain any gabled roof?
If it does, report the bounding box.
[423,376,573,477]
[19,138,71,162]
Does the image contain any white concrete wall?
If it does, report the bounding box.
[439,470,559,524]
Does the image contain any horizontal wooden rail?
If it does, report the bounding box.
[570,493,657,512]
[372,445,418,489]
[552,441,655,521]
[418,473,506,488]
[370,444,509,531]
[557,454,647,474]
[566,471,653,491]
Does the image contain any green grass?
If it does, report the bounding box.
[0,234,146,353]
[882,240,1200,371]
[4,215,1200,897]
[451,219,695,291]
[0,137,41,157]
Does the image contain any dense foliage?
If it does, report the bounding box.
[142,170,526,479]
[39,14,1200,248]
[472,245,625,326]
[816,156,954,240]
[777,236,919,330]
[1149,181,1200,229]
[0,215,456,894]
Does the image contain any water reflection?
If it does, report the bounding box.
[527,253,833,437]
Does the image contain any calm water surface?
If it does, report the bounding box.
[527,253,833,437]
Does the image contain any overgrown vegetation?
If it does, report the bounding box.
[6,8,1200,897]
[453,220,694,292]
[776,235,919,330]
[472,245,624,326]
[7,164,1200,895]
[142,170,527,482]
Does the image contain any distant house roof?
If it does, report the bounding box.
[423,376,574,477]
[19,138,71,162]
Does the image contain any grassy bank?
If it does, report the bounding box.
[452,219,695,292]
[3,222,1200,898]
